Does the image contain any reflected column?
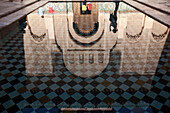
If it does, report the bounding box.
[144,20,169,73]
[24,13,53,76]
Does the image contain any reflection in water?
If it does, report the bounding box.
[24,14,53,76]
[24,2,169,78]
[73,2,99,37]
[21,1,170,110]
[109,1,119,33]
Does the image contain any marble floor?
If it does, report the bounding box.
[0,20,169,113]
[0,1,170,113]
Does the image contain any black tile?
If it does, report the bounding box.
[21,80,26,86]
[26,95,37,104]
[52,97,63,104]
[126,88,136,95]
[58,74,67,79]
[8,67,17,72]
[4,87,16,93]
[100,74,109,79]
[7,56,15,60]
[129,96,140,104]
[65,97,76,105]
[0,104,5,112]
[45,80,55,86]
[30,87,40,94]
[42,87,53,95]
[102,88,112,95]
[91,97,101,105]
[150,106,159,113]
[67,88,76,95]
[124,80,133,86]
[68,81,77,87]
[33,80,43,85]
[77,97,89,105]
[159,79,168,85]
[56,80,65,87]
[112,80,122,87]
[0,95,11,103]
[0,66,6,71]
[79,81,88,87]
[116,97,127,104]
[115,88,124,95]
[0,79,8,85]
[55,88,64,95]
[163,86,169,92]
[77,110,89,113]
[151,87,161,94]
[90,81,99,87]
[12,61,20,65]
[155,95,167,104]
[12,95,24,103]
[90,88,100,96]
[160,105,169,113]
[151,80,157,86]
[14,73,23,78]
[103,97,114,105]
[6,105,20,113]
[142,96,154,104]
[90,111,103,113]
[18,67,25,72]
[79,88,88,95]
[105,110,115,113]
[10,79,20,85]
[139,87,149,94]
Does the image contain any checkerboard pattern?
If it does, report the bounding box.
[0,21,170,113]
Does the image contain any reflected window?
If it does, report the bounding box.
[80,2,92,14]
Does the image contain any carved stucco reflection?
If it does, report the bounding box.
[120,13,169,74]
[24,14,53,76]
[55,2,117,78]
[23,2,169,77]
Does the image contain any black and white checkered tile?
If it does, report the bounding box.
[0,21,170,113]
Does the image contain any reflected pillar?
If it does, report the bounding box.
[24,13,53,76]
[120,13,150,74]
[144,20,169,73]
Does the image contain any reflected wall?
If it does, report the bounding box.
[24,2,169,78]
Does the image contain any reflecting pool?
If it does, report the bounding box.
[0,1,169,113]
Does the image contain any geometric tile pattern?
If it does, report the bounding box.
[0,24,169,113]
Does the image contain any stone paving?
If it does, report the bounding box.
[0,0,37,18]
[138,0,170,7]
